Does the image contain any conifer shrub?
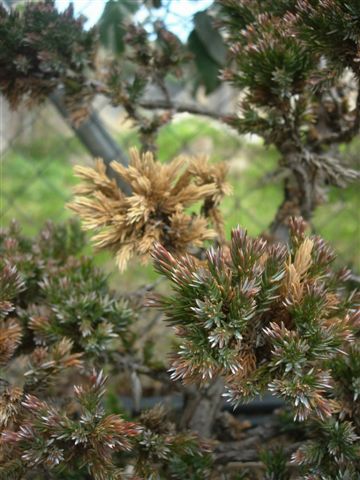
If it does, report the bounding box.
[150,217,360,477]
[0,221,213,479]
[1,1,359,479]
[1,217,358,478]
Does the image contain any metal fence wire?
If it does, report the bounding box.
[1,92,359,275]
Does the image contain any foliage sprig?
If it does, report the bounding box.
[151,218,358,424]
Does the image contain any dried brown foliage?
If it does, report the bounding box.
[69,148,231,270]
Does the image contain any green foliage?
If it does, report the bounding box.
[293,418,360,479]
[98,0,141,56]
[230,17,312,105]
[0,222,211,479]
[0,0,97,111]
[219,0,360,148]
[219,0,360,233]
[0,0,190,142]
[260,446,290,480]
[1,371,139,480]
[1,1,360,478]
[0,220,133,357]
[330,342,360,427]
[188,10,227,94]
[151,213,360,478]
[219,0,317,150]
[133,405,213,479]
[296,0,360,74]
[151,217,357,420]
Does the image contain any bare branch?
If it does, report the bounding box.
[139,98,235,121]
[314,86,360,147]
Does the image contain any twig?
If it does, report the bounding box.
[139,98,235,121]
[110,352,179,390]
[314,86,360,147]
[253,167,290,189]
[214,419,302,465]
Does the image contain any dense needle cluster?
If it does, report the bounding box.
[0,221,134,455]
[151,218,358,421]
[0,0,191,138]
[151,216,360,476]
[219,0,360,233]
[0,221,213,479]
[69,148,231,270]
[0,222,136,478]
[0,0,97,121]
[1,371,139,480]
[295,0,360,75]
[0,221,132,359]
[133,405,212,479]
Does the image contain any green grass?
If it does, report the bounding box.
[2,117,359,290]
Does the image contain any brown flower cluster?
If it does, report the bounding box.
[69,148,231,270]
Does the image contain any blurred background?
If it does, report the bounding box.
[1,0,359,290]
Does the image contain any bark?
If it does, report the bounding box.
[179,378,224,437]
[214,418,302,465]
[269,145,317,242]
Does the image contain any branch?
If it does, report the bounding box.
[314,86,360,147]
[139,98,235,121]
[180,377,224,437]
[214,418,301,465]
[110,352,179,390]
[253,167,290,190]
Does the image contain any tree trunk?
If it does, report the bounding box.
[179,378,224,437]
